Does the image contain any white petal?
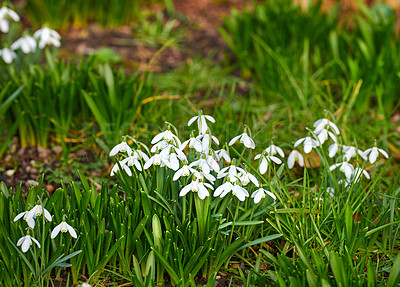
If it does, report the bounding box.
[22,237,31,252]
[228,135,241,146]
[44,209,52,222]
[188,116,198,126]
[288,152,295,169]
[378,148,389,159]
[51,224,62,238]
[31,237,41,248]
[294,138,305,147]
[204,115,215,123]
[67,224,78,238]
[17,237,25,246]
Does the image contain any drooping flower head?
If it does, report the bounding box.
[0,6,20,33]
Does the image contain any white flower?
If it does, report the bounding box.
[109,141,132,156]
[197,133,219,153]
[0,6,20,33]
[342,145,366,161]
[181,136,202,152]
[192,170,216,184]
[213,181,234,198]
[151,130,181,146]
[0,48,16,64]
[231,184,249,201]
[133,150,150,162]
[239,171,259,187]
[294,137,318,154]
[190,154,220,174]
[313,118,340,135]
[363,146,389,164]
[11,35,37,54]
[251,188,276,204]
[188,114,215,135]
[254,153,282,174]
[179,180,213,199]
[218,164,245,182]
[329,161,354,179]
[287,150,304,169]
[25,205,52,223]
[265,145,285,158]
[173,164,195,181]
[17,235,40,253]
[328,142,339,158]
[144,153,167,169]
[13,211,35,228]
[33,27,61,49]
[316,129,337,145]
[123,155,143,171]
[352,167,370,181]
[229,132,255,149]
[80,283,91,287]
[51,221,77,238]
[215,149,231,163]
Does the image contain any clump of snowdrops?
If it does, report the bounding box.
[110,111,388,205]
[10,196,80,287]
[0,3,61,64]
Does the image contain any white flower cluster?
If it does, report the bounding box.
[292,117,389,194]
[13,203,76,252]
[0,5,61,64]
[110,112,276,204]
[110,114,389,204]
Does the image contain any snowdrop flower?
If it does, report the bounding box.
[254,153,282,174]
[265,144,285,158]
[352,167,370,181]
[109,141,132,156]
[0,6,20,33]
[144,152,168,169]
[239,170,259,187]
[287,150,304,169]
[179,179,213,199]
[363,146,389,164]
[188,112,215,135]
[51,220,77,239]
[192,170,216,184]
[218,164,245,182]
[190,153,220,174]
[231,183,249,201]
[151,140,170,153]
[0,48,16,64]
[294,137,318,154]
[132,149,149,162]
[17,234,40,253]
[314,118,340,135]
[215,149,231,163]
[14,211,35,229]
[316,129,337,145]
[329,161,354,179]
[342,145,366,161]
[11,34,37,54]
[328,142,339,158]
[213,181,234,198]
[25,205,52,223]
[181,135,202,152]
[33,27,61,49]
[80,283,91,287]
[251,188,276,204]
[151,129,181,147]
[197,133,219,153]
[229,132,255,149]
[173,164,195,181]
[125,155,144,171]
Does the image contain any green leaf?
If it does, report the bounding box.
[387,252,400,287]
